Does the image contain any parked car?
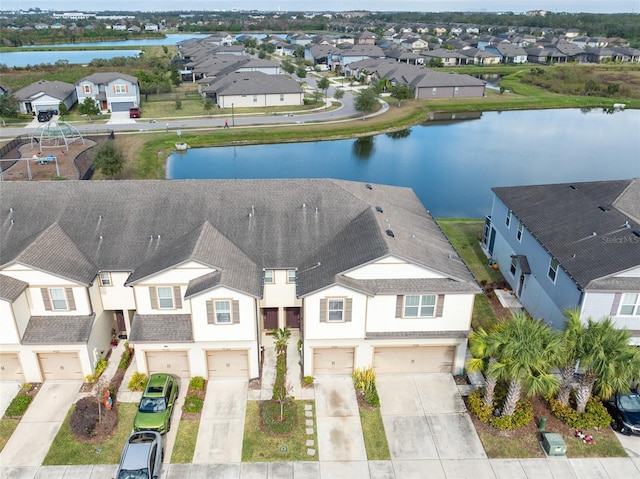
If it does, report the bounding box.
[114,430,163,479]
[605,391,640,436]
[133,373,178,434]
[37,110,54,122]
[129,106,142,118]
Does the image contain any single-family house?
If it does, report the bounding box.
[13,80,77,116]
[484,42,528,64]
[75,72,140,113]
[420,49,468,67]
[201,71,303,108]
[354,30,377,45]
[482,179,640,345]
[0,179,480,382]
[329,44,385,71]
[144,23,159,31]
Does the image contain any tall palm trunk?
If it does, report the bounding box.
[575,373,596,414]
[557,361,577,406]
[501,379,523,417]
[483,357,497,408]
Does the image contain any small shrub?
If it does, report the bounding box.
[183,395,204,413]
[5,394,33,417]
[118,349,132,369]
[69,396,99,439]
[468,388,493,423]
[352,367,379,407]
[20,383,33,392]
[128,372,147,391]
[189,376,205,391]
[489,399,533,430]
[303,376,314,386]
[260,399,297,435]
[548,396,611,430]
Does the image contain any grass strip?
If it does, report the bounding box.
[170,419,200,463]
[358,407,390,460]
[0,418,19,453]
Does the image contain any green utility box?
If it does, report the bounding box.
[541,432,567,456]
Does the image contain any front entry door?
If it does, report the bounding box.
[285,307,301,329]
[263,308,278,330]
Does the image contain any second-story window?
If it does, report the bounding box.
[114,84,127,94]
[287,270,296,283]
[157,286,174,309]
[505,209,512,227]
[99,272,111,286]
[328,298,344,322]
[404,294,436,318]
[620,293,640,316]
[82,84,91,94]
[215,300,231,323]
[50,287,68,310]
[516,221,523,241]
[548,258,559,283]
[264,269,274,284]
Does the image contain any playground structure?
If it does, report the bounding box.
[30,119,85,151]
[0,154,60,180]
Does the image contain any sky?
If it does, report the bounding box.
[2,0,639,13]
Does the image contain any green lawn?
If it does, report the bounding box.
[437,219,503,285]
[242,400,318,462]
[0,419,19,453]
[358,407,390,460]
[43,403,136,465]
[472,293,500,331]
[170,419,200,463]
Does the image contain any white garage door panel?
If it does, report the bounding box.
[0,353,25,381]
[374,346,455,374]
[313,348,354,375]
[38,352,83,380]
[207,350,249,378]
[146,351,190,378]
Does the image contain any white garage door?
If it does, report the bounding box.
[0,353,25,381]
[373,346,455,374]
[146,351,190,378]
[313,347,354,375]
[111,101,134,112]
[38,352,83,380]
[207,350,249,378]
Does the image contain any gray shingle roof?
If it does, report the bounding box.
[0,179,477,296]
[129,313,193,342]
[0,273,28,302]
[203,71,303,96]
[77,72,138,85]
[22,314,95,344]
[492,179,640,290]
[13,80,76,101]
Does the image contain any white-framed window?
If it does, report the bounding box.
[516,221,523,241]
[327,298,344,322]
[287,269,296,283]
[49,287,68,310]
[510,256,517,275]
[264,269,274,284]
[454,86,459,93]
[620,293,640,316]
[114,84,127,94]
[157,286,174,309]
[404,294,436,318]
[82,84,91,94]
[253,95,258,103]
[99,272,111,286]
[505,209,512,227]
[432,87,437,95]
[280,94,284,101]
[548,258,559,283]
[215,300,232,323]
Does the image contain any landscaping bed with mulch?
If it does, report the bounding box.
[466,395,626,458]
[181,380,207,420]
[2,382,42,419]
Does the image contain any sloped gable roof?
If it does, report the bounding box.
[492,179,640,290]
[203,71,303,96]
[77,72,138,85]
[13,80,76,101]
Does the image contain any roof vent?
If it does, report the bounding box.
[386,229,395,238]
[598,205,610,212]
[9,207,14,213]
[375,206,383,213]
[365,183,372,190]
[591,232,597,236]
[634,230,640,237]
[570,185,578,190]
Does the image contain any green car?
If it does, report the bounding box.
[133,373,179,434]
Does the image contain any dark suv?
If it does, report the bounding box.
[606,391,640,436]
[37,110,54,122]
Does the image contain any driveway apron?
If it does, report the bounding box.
[0,380,81,467]
[377,373,486,461]
[192,379,248,464]
[314,376,367,462]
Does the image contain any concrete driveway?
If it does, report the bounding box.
[314,376,367,462]
[0,380,81,467]
[376,373,486,462]
[106,111,137,125]
[192,379,248,464]
[0,381,21,415]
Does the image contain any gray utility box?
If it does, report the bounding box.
[541,432,567,456]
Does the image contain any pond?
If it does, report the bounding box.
[167,108,640,218]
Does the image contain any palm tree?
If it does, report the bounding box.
[269,326,291,355]
[574,317,639,413]
[556,309,585,406]
[467,326,501,408]
[489,312,561,417]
